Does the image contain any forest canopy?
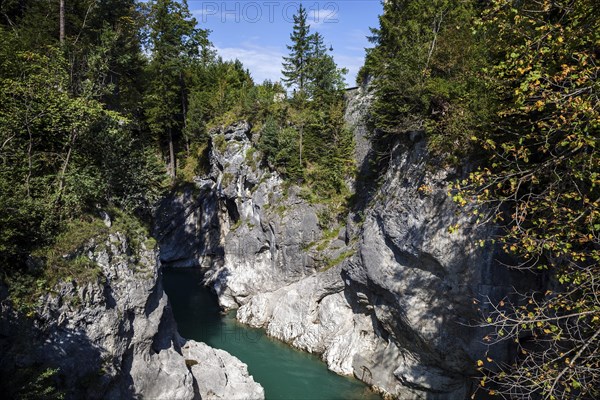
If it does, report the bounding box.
[1,1,598,398]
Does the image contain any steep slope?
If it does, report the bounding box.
[155,89,536,399]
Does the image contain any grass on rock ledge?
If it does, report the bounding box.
[5,209,154,317]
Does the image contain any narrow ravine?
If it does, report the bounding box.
[163,268,380,400]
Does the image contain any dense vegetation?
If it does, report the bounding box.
[0,0,352,312]
[365,0,599,398]
[261,3,353,206]
[0,0,163,275]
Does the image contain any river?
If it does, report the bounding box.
[163,268,380,400]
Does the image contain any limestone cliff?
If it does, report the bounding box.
[0,216,263,400]
[155,89,534,399]
[156,121,340,309]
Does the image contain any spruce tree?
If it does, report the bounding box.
[363,0,487,161]
[306,32,347,103]
[281,4,310,93]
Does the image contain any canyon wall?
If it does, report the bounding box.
[0,217,263,400]
[155,89,535,399]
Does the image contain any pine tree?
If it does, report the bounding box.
[281,4,310,93]
[306,32,347,103]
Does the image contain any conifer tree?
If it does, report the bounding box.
[363,0,486,160]
[306,32,347,103]
[144,0,209,178]
[281,4,310,93]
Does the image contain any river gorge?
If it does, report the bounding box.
[164,268,378,399]
[0,87,534,400]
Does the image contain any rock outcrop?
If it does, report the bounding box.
[182,340,265,400]
[155,88,534,399]
[0,217,263,399]
[156,121,332,310]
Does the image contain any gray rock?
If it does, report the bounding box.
[0,221,263,400]
[237,265,384,377]
[156,122,327,309]
[182,339,264,400]
[155,180,222,268]
[338,127,537,397]
[154,100,538,400]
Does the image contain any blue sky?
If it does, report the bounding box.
[187,1,383,85]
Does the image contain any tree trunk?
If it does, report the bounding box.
[55,129,77,206]
[168,128,176,178]
[425,10,445,72]
[180,71,189,155]
[59,0,65,43]
[299,124,303,169]
[25,122,33,198]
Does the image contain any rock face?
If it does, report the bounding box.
[0,220,263,399]
[182,340,264,400]
[155,89,534,399]
[156,121,332,310]
[155,179,222,269]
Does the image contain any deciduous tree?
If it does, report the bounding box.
[456,1,600,398]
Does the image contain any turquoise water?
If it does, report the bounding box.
[163,268,380,400]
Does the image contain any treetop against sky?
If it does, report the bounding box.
[183,1,382,84]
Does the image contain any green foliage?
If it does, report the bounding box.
[364,0,490,162]
[6,216,106,315]
[315,227,341,251]
[213,134,227,153]
[450,1,600,398]
[282,4,311,92]
[0,1,359,375]
[363,1,599,397]
[282,6,347,102]
[0,37,161,267]
[144,0,212,178]
[111,207,155,253]
[321,250,355,272]
[243,80,287,124]
[7,208,154,316]
[11,366,64,400]
[177,141,210,183]
[245,147,257,170]
[182,58,259,151]
[271,126,304,181]
[0,10,167,318]
[306,32,348,103]
[221,172,234,188]
[258,115,281,167]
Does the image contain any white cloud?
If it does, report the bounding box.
[216,43,285,84]
[214,31,366,88]
[308,8,339,26]
[215,44,365,87]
